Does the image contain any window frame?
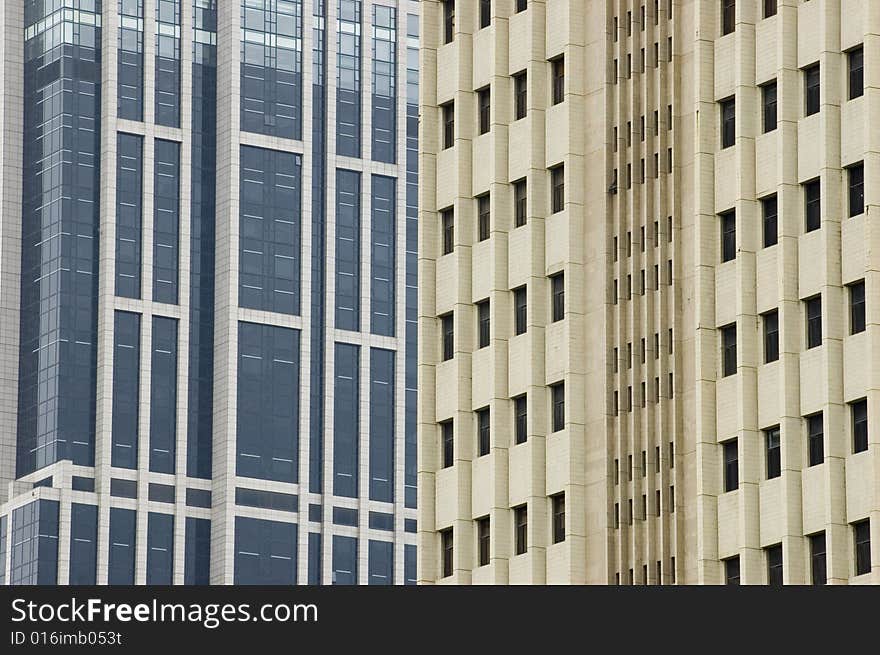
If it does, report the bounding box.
[762,80,777,133]
[804,63,820,116]
[477,407,490,457]
[807,412,824,467]
[551,272,565,322]
[720,97,735,149]
[723,438,738,492]
[477,86,491,135]
[765,425,781,479]
[721,323,737,377]
[514,505,528,555]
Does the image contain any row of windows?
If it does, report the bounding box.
[613,105,674,154]
[611,1,672,43]
[442,0,529,44]
[613,330,674,374]
[723,519,871,584]
[613,486,675,527]
[720,46,863,149]
[718,284,865,381]
[613,442,675,485]
[439,493,564,577]
[439,276,565,361]
[440,383,565,465]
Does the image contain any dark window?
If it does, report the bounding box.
[477,299,490,348]
[725,556,740,585]
[514,179,527,226]
[442,102,454,148]
[720,98,735,148]
[807,413,824,467]
[514,395,528,444]
[441,313,454,361]
[551,57,565,104]
[516,0,527,13]
[764,310,779,363]
[852,399,868,454]
[804,64,820,116]
[551,382,565,432]
[765,426,781,479]
[443,1,455,44]
[848,162,864,217]
[721,323,737,377]
[722,0,735,35]
[551,165,565,213]
[514,72,527,120]
[514,286,527,335]
[480,0,491,29]
[854,520,871,576]
[551,273,565,322]
[441,528,453,577]
[514,505,528,555]
[720,210,736,262]
[442,208,454,254]
[762,81,777,133]
[478,87,490,134]
[723,439,738,492]
[804,179,821,231]
[766,544,783,586]
[441,420,454,468]
[806,296,822,349]
[477,517,490,566]
[810,532,827,585]
[850,281,866,335]
[762,195,778,247]
[552,494,565,543]
[849,46,864,100]
[477,194,490,241]
[477,408,490,456]
[764,0,777,18]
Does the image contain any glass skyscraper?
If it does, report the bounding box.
[0,0,418,586]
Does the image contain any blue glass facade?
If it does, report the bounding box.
[234,516,297,585]
[116,133,143,298]
[239,146,302,315]
[371,175,396,336]
[240,0,303,139]
[369,348,394,502]
[108,508,136,585]
[336,0,361,157]
[237,322,300,482]
[112,311,141,469]
[368,539,393,585]
[184,517,211,585]
[332,534,357,585]
[153,139,180,304]
[17,1,102,477]
[118,0,144,120]
[69,503,98,584]
[333,342,359,497]
[156,0,181,127]
[150,317,178,474]
[335,169,361,330]
[371,5,396,163]
[146,512,174,584]
[10,500,59,585]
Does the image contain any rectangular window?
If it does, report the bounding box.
[147,512,174,585]
[764,0,777,18]
[551,273,565,322]
[517,0,527,12]
[184,517,211,585]
[761,194,778,247]
[441,420,454,468]
[477,517,490,566]
[153,139,180,304]
[722,0,735,35]
[766,544,783,586]
[478,87,491,134]
[721,323,737,377]
[807,412,824,467]
[806,295,822,349]
[765,426,781,479]
[69,504,98,585]
[368,540,393,585]
[762,81,777,133]
[804,179,821,232]
[852,399,868,454]
[371,5,397,164]
[514,71,527,120]
[804,63,820,116]
[551,382,565,432]
[513,179,527,227]
[149,317,178,474]
[514,395,528,444]
[551,165,565,213]
[551,56,565,104]
[477,408,490,457]
[441,208,454,254]
[443,1,455,44]
[723,439,738,492]
[514,505,528,555]
[333,343,360,497]
[514,286,528,335]
[848,162,864,217]
[370,175,396,336]
[369,348,395,502]
[441,528,453,577]
[441,313,454,361]
[109,508,136,585]
[849,46,864,100]
[720,98,735,148]
[763,310,779,363]
[810,532,826,585]
[442,101,454,148]
[552,494,565,544]
[480,0,491,29]
[720,210,736,262]
[112,311,141,470]
[850,280,866,334]
[725,556,740,585]
[116,133,144,299]
[334,169,360,330]
[477,194,490,241]
[477,299,490,348]
[854,520,871,576]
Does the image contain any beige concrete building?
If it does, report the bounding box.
[418,0,880,584]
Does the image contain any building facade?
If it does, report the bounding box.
[0,0,418,586]
[418,0,879,584]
